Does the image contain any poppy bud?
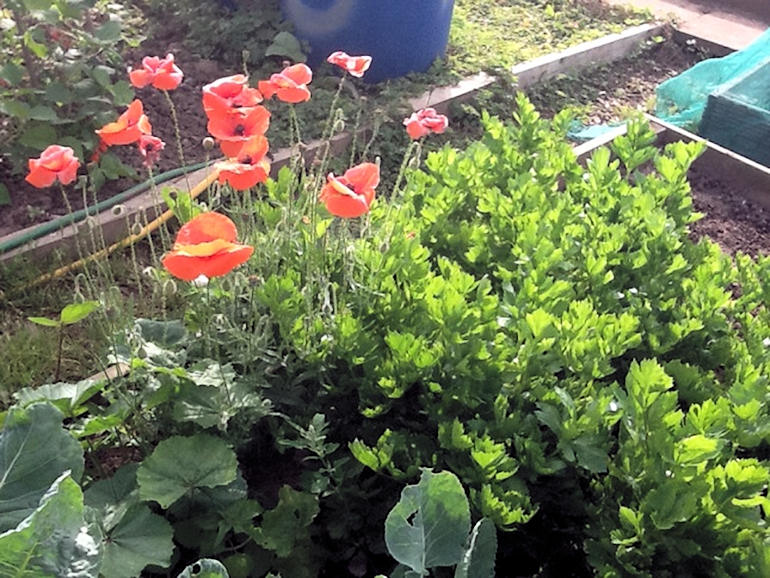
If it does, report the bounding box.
[162,279,178,296]
[202,137,215,150]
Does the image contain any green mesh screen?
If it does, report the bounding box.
[655,28,770,131]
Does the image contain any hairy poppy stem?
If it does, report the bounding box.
[55,325,64,381]
[163,89,191,191]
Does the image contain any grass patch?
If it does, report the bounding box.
[448,0,648,75]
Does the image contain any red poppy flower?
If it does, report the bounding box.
[258,63,312,104]
[96,100,152,146]
[403,108,449,140]
[162,212,254,281]
[25,145,80,188]
[207,105,270,158]
[137,134,165,168]
[319,162,379,218]
[129,54,184,91]
[327,51,372,78]
[202,74,263,118]
[215,135,271,191]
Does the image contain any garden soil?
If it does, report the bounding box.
[688,164,770,256]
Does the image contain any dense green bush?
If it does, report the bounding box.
[3,95,770,576]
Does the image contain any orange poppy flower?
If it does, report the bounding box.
[327,51,372,78]
[162,212,254,281]
[25,145,80,188]
[206,105,270,158]
[137,134,165,168]
[404,108,449,140]
[215,136,271,191]
[202,74,263,118]
[96,100,152,146]
[129,54,184,91]
[258,63,312,104]
[319,162,379,218]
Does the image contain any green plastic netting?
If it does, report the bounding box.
[654,28,770,130]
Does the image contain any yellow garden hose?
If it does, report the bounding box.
[27,169,220,288]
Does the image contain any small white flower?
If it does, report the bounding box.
[609,400,618,412]
[763,337,770,347]
[192,274,209,287]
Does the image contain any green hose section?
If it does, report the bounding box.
[0,161,213,256]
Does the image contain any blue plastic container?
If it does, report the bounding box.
[280,0,455,83]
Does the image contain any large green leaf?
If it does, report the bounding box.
[0,403,84,531]
[99,504,174,578]
[265,31,305,63]
[13,380,106,418]
[177,559,230,578]
[0,472,102,577]
[454,518,497,578]
[137,435,238,508]
[173,378,272,430]
[85,464,174,577]
[385,470,471,575]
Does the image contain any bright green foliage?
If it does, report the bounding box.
[137,434,239,508]
[0,403,83,531]
[0,472,101,578]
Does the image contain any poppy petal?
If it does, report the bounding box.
[129,69,152,88]
[283,63,312,86]
[322,190,370,218]
[25,168,57,188]
[345,162,380,191]
[175,212,238,245]
[277,86,311,103]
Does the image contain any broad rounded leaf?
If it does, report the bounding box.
[14,380,105,418]
[137,435,238,508]
[0,472,102,577]
[177,558,230,578]
[0,403,84,531]
[385,470,471,574]
[99,504,174,578]
[454,518,497,578]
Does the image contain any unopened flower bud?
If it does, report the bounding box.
[191,274,209,287]
[202,137,215,151]
[162,279,178,296]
